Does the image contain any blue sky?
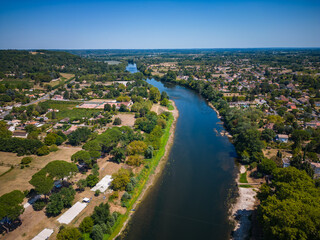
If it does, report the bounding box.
[0,0,319,49]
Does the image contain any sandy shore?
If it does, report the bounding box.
[230,166,257,240]
[114,100,179,239]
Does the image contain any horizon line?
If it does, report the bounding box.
[1,47,320,51]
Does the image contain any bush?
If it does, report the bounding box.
[121,192,132,202]
[95,190,101,197]
[49,144,59,152]
[111,168,131,191]
[36,145,50,156]
[57,227,81,240]
[126,155,143,166]
[33,199,46,211]
[113,117,122,125]
[109,191,119,202]
[86,174,99,187]
[21,157,33,165]
[126,183,133,192]
[79,216,94,233]
[91,225,104,240]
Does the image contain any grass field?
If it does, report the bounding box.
[239,172,248,183]
[43,100,102,120]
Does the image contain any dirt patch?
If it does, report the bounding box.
[0,165,11,175]
[113,113,135,127]
[60,73,75,79]
[110,203,126,215]
[151,103,168,115]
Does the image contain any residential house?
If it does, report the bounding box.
[276,134,289,143]
[310,162,320,177]
[282,158,291,168]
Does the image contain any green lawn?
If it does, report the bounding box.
[43,100,102,120]
[239,172,248,183]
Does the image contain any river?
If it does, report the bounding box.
[124,66,238,240]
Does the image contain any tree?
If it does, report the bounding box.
[113,117,122,125]
[46,187,75,216]
[36,145,50,156]
[161,91,168,101]
[126,155,143,166]
[110,147,125,163]
[44,160,78,180]
[0,121,12,139]
[0,190,24,226]
[104,103,111,112]
[57,227,81,240]
[91,203,110,225]
[258,159,277,175]
[68,127,91,146]
[79,216,94,233]
[91,225,104,240]
[86,174,99,187]
[291,129,310,145]
[29,171,54,197]
[63,91,70,99]
[21,156,33,164]
[149,87,161,103]
[76,179,87,191]
[145,145,154,159]
[258,167,320,240]
[111,168,131,191]
[126,140,147,155]
[160,98,169,106]
[44,134,56,146]
[71,150,92,167]
[119,104,128,112]
[261,129,276,142]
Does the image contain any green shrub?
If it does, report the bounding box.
[36,145,50,156]
[49,144,59,152]
[21,157,33,165]
[33,199,47,211]
[94,190,101,197]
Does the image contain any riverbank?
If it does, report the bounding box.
[208,101,256,239]
[230,166,257,240]
[112,100,179,239]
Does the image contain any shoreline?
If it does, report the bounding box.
[207,101,257,240]
[113,100,179,239]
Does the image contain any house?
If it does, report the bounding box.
[282,158,291,168]
[310,162,320,177]
[52,95,64,100]
[63,125,78,135]
[264,123,274,130]
[279,95,289,102]
[276,134,289,143]
[12,130,28,138]
[305,121,320,128]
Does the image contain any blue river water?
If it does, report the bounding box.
[123,65,237,240]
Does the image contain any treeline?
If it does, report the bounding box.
[0,50,127,80]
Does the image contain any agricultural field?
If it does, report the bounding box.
[43,100,102,120]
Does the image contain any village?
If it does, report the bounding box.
[146,57,320,177]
